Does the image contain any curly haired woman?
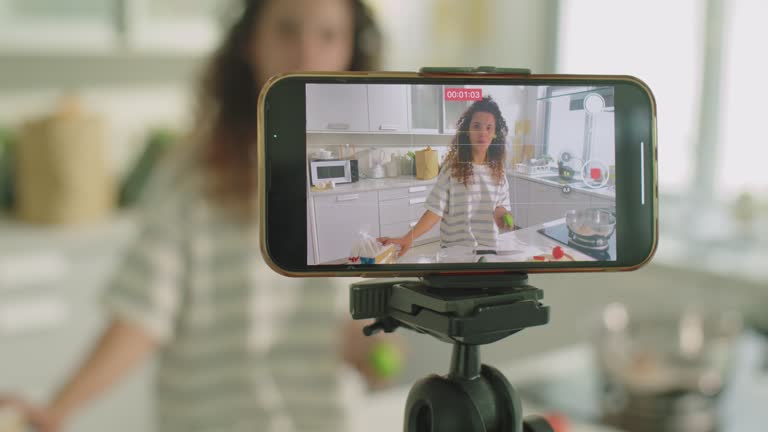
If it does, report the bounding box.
[379,96,514,256]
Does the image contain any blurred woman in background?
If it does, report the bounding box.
[1,0,390,431]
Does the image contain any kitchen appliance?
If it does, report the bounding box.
[309,159,359,186]
[400,152,416,176]
[538,210,617,261]
[595,303,742,432]
[385,153,400,177]
[369,148,386,179]
[566,208,616,247]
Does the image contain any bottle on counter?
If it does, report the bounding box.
[401,151,416,176]
[386,153,400,177]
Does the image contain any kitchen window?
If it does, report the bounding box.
[557,0,768,278]
[0,0,118,52]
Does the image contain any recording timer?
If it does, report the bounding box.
[444,88,483,101]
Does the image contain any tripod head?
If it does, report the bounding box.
[350,274,555,432]
[351,274,549,345]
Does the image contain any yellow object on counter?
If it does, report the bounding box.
[415,146,439,180]
[15,97,115,225]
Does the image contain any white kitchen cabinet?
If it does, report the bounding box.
[313,191,380,264]
[380,220,413,239]
[590,195,616,210]
[509,175,530,228]
[306,84,369,132]
[409,85,441,134]
[378,186,438,246]
[526,181,592,227]
[442,85,470,135]
[368,84,409,132]
[380,197,413,225]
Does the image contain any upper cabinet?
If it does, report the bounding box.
[368,84,409,133]
[305,84,467,135]
[306,84,370,132]
[409,85,441,134]
[0,0,118,53]
[442,85,470,135]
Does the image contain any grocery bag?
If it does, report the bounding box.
[415,146,439,180]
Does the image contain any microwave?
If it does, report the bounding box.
[309,159,359,186]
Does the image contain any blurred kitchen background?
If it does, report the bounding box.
[1,1,767,431]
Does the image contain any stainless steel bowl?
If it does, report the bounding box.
[565,208,616,238]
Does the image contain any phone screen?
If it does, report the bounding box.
[307,83,619,265]
[261,75,656,275]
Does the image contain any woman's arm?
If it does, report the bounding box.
[45,319,158,429]
[378,210,441,257]
[1,320,158,432]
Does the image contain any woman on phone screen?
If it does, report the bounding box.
[379,96,514,257]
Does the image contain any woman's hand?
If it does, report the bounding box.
[341,320,404,391]
[494,207,514,230]
[0,395,60,432]
[377,236,413,257]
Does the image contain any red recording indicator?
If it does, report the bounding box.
[445,88,483,101]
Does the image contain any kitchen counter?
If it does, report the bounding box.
[309,176,438,196]
[509,170,616,200]
[399,218,597,263]
[320,218,596,266]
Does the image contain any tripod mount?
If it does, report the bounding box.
[350,273,554,432]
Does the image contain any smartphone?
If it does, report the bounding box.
[258,72,657,277]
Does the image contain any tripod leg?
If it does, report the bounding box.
[403,366,539,432]
[481,365,523,432]
[404,375,486,432]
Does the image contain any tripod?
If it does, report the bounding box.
[350,274,554,432]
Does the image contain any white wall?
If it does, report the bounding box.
[371,0,559,73]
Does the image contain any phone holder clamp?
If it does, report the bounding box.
[350,273,554,432]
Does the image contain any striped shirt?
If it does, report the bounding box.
[424,164,511,249]
[102,165,354,432]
